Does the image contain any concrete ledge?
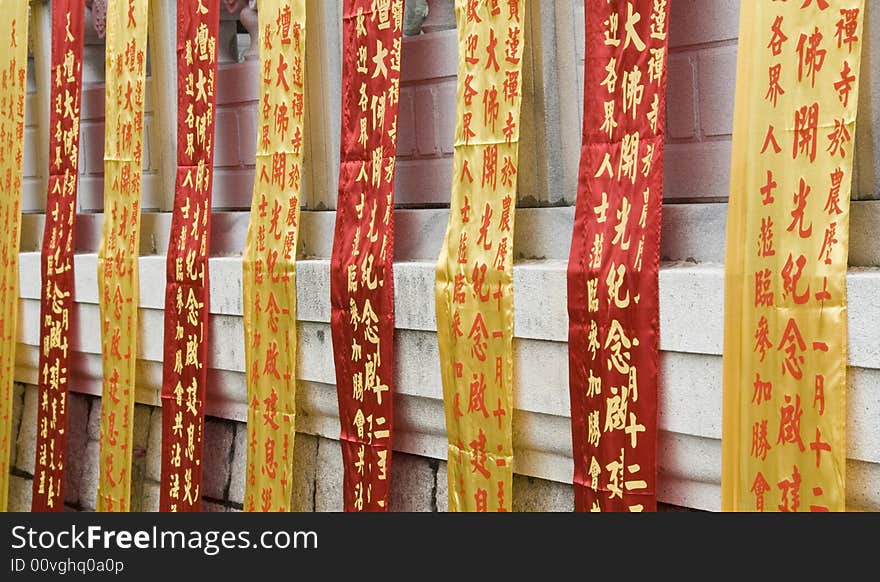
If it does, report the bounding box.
[20,201,880,268]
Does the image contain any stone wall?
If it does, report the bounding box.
[6,0,880,513]
[7,383,593,512]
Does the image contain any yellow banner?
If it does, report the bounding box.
[722,1,865,511]
[96,0,149,512]
[0,1,28,513]
[435,0,524,511]
[242,0,306,512]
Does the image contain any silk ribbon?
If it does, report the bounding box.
[159,0,219,512]
[330,0,403,512]
[32,0,85,512]
[96,0,149,512]
[242,0,306,512]
[567,0,669,512]
[722,0,865,512]
[0,0,30,513]
[435,0,525,512]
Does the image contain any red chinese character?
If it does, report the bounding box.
[754,316,772,362]
[751,420,772,461]
[467,373,490,418]
[792,103,819,162]
[777,465,802,512]
[796,27,826,88]
[786,178,813,238]
[776,394,805,451]
[809,427,831,468]
[757,216,775,257]
[781,253,809,304]
[469,429,491,479]
[760,170,777,205]
[767,15,788,56]
[835,8,860,52]
[754,268,774,307]
[765,64,785,108]
[752,373,772,405]
[826,118,851,158]
[834,61,856,107]
[751,472,771,512]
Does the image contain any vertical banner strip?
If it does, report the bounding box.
[32,0,84,512]
[722,1,864,512]
[566,0,669,512]
[96,0,149,512]
[0,1,29,513]
[435,0,524,512]
[330,0,403,512]
[242,0,306,512]
[159,0,219,513]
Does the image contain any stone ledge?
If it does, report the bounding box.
[19,201,880,268]
[15,253,880,367]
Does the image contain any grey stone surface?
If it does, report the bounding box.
[79,440,101,511]
[315,437,343,512]
[389,453,436,512]
[9,384,24,470]
[403,0,429,36]
[145,406,162,483]
[87,399,102,441]
[142,480,160,512]
[291,433,318,512]
[435,460,448,513]
[228,423,247,506]
[512,474,574,512]
[64,393,91,506]
[133,404,152,451]
[14,385,38,475]
[202,418,235,501]
[8,475,33,512]
[202,499,228,512]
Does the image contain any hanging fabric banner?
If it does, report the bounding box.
[567,0,669,512]
[0,0,29,513]
[96,0,149,512]
[32,0,84,512]
[722,2,865,512]
[242,0,306,513]
[330,0,403,513]
[435,0,524,512]
[159,0,219,513]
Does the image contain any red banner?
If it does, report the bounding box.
[32,0,85,512]
[159,0,219,512]
[567,0,670,512]
[330,0,403,512]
